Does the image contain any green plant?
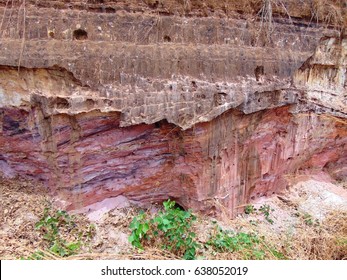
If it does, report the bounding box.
[207,226,266,259]
[128,210,149,249]
[302,213,319,227]
[269,247,286,259]
[21,251,45,260]
[34,208,83,257]
[129,199,199,260]
[244,204,256,215]
[245,204,274,224]
[207,226,286,260]
[259,204,274,224]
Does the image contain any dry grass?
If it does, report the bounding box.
[18,0,26,71]
[280,210,347,260]
[258,0,274,41]
[149,0,346,32]
[0,178,95,259]
[13,248,179,260]
[311,0,345,28]
[67,202,347,260]
[204,211,347,260]
[0,178,50,259]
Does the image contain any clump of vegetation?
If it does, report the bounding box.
[24,208,95,259]
[129,200,285,260]
[258,204,274,224]
[129,199,200,260]
[206,226,267,259]
[302,212,320,227]
[244,204,274,224]
[244,204,256,215]
[206,225,286,260]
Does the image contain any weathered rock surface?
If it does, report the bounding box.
[0,0,346,217]
[1,104,346,217]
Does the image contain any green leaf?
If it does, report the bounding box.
[128,233,135,243]
[142,223,150,234]
[129,220,139,230]
[66,242,80,252]
[35,220,44,229]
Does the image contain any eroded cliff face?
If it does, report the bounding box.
[0,0,346,217]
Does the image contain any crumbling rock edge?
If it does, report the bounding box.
[1,36,346,131]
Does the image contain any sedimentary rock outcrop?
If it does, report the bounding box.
[0,0,346,217]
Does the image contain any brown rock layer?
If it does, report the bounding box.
[0,0,343,129]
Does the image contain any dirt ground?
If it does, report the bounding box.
[1,176,346,260]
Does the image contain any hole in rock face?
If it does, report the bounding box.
[48,31,55,38]
[172,201,185,211]
[214,92,227,106]
[73,29,88,40]
[163,35,171,42]
[154,119,167,129]
[85,99,95,109]
[105,7,116,13]
[3,116,20,131]
[254,65,264,81]
[103,99,113,107]
[55,97,70,109]
[148,0,159,9]
[164,198,186,211]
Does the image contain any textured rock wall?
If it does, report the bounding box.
[1,0,342,129]
[1,105,346,216]
[0,0,346,217]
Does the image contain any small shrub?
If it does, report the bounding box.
[207,226,266,259]
[207,225,286,260]
[259,204,274,224]
[33,208,93,257]
[129,199,199,260]
[244,204,274,224]
[302,213,319,227]
[244,204,256,215]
